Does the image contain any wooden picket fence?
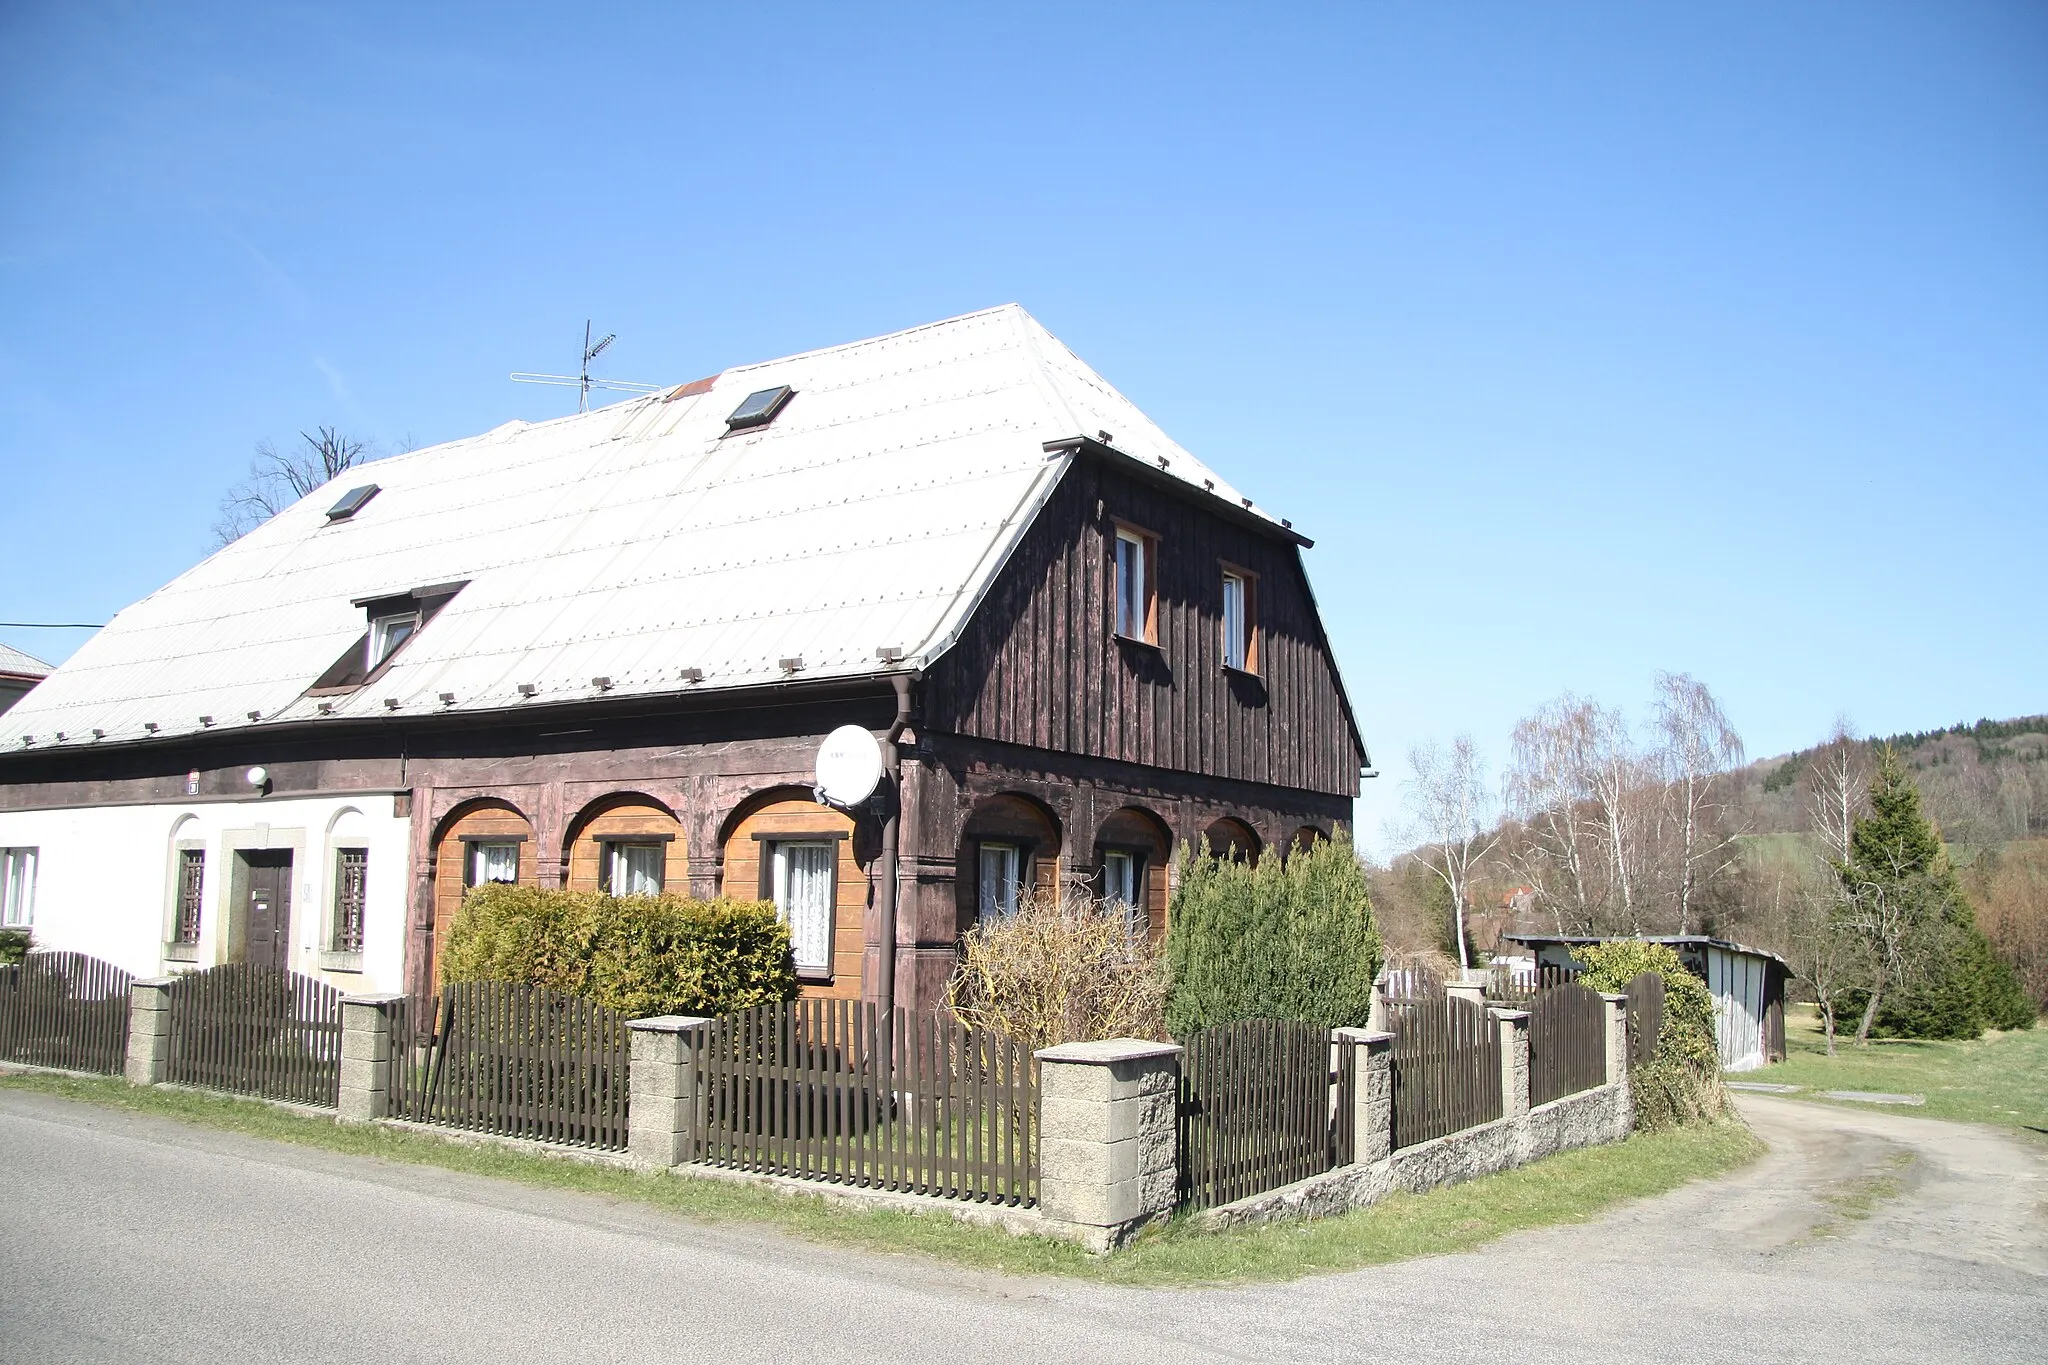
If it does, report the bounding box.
[1623,970,1666,1068]
[691,999,1037,1208]
[388,983,629,1151]
[1527,981,1608,1106]
[1486,964,1576,1006]
[1177,1018,1351,1211]
[163,964,341,1107]
[0,951,134,1076]
[1388,993,1501,1149]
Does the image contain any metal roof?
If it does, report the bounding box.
[1504,934,1791,970]
[6,305,1299,752]
[0,643,52,682]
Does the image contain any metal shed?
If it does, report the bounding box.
[1503,934,1790,1072]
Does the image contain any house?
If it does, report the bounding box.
[1505,933,1789,1072]
[0,306,1368,1014]
[0,643,50,717]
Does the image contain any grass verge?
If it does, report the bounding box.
[1744,1005,2048,1134]
[0,1070,1760,1286]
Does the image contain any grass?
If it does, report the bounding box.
[1742,1004,2048,1134]
[0,1068,1759,1285]
[1804,1150,1914,1242]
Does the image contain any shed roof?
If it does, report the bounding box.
[5,305,1333,754]
[1504,934,1791,971]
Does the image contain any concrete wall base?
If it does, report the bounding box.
[1192,1077,1633,1232]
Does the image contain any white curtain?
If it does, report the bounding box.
[611,843,664,896]
[774,842,834,971]
[0,848,34,927]
[978,844,1021,920]
[469,842,519,887]
[1103,851,1139,923]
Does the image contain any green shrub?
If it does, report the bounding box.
[1572,940,1725,1130]
[1164,833,1381,1036]
[0,927,28,967]
[441,884,797,1019]
[1838,921,2038,1040]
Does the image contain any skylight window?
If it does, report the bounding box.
[725,386,794,431]
[326,484,381,521]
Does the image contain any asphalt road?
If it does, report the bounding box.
[1,1088,2041,1364]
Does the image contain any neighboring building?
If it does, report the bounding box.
[0,643,51,717]
[0,306,1368,1012]
[1506,933,1789,1072]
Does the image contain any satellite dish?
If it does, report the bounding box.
[815,724,884,807]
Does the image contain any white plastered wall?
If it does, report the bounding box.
[0,794,411,994]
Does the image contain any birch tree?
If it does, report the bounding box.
[1404,735,1499,970]
[1654,673,1747,933]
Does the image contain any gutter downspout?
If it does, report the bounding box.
[876,673,915,1021]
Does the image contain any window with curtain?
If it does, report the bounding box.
[1222,571,1248,670]
[1115,530,1150,640]
[2,848,37,928]
[978,843,1023,921]
[332,848,368,953]
[1102,850,1141,926]
[771,841,835,974]
[604,842,665,896]
[174,848,205,945]
[466,841,519,888]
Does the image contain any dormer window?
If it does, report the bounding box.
[368,609,419,671]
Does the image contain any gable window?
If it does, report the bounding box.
[1101,850,1142,928]
[332,848,368,953]
[977,842,1024,921]
[1114,524,1157,644]
[465,840,520,889]
[1,848,36,928]
[601,841,664,896]
[1221,566,1258,672]
[770,841,836,978]
[174,849,205,945]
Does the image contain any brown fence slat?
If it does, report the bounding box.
[1175,1017,1342,1212]
[0,951,136,1076]
[1389,994,1502,1150]
[161,964,341,1107]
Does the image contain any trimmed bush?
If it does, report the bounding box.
[1572,940,1725,1131]
[440,884,796,1019]
[1164,833,1382,1036]
[946,887,1167,1052]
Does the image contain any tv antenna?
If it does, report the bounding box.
[511,321,663,412]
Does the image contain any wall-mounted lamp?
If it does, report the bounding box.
[246,766,271,795]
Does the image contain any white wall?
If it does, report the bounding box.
[0,794,411,994]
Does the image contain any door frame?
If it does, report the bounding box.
[217,826,306,971]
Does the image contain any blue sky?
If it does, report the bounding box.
[3,1,2043,852]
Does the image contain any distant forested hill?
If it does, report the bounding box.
[1730,716,2048,850]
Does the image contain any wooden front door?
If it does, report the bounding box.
[240,850,293,970]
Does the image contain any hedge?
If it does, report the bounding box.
[440,884,797,1019]
[1572,939,1725,1131]
[1164,833,1381,1036]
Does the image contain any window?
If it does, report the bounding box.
[977,843,1023,921]
[1114,527,1155,642]
[367,610,419,671]
[602,842,664,896]
[1,848,36,928]
[174,849,205,945]
[465,841,520,889]
[332,848,367,953]
[325,484,381,521]
[725,385,794,430]
[1102,850,1142,928]
[1221,568,1257,672]
[771,841,836,976]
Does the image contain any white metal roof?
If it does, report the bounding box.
[0,643,52,681]
[8,306,1297,752]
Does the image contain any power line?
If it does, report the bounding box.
[0,622,103,628]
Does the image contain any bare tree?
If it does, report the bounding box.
[1805,723,1867,866]
[1654,673,1747,933]
[1403,734,1499,971]
[1776,862,1855,1055]
[1504,695,1604,934]
[213,426,373,546]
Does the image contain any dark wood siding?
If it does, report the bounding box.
[923,455,1364,798]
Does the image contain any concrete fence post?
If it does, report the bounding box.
[338,994,403,1122]
[1492,1008,1531,1119]
[1335,1028,1393,1165]
[1445,979,1487,1010]
[627,1015,711,1169]
[1599,993,1628,1084]
[125,978,176,1087]
[1034,1039,1181,1252]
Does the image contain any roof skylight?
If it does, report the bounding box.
[725,386,794,431]
[326,484,381,521]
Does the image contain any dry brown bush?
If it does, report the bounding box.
[1968,839,2048,1011]
[944,887,1167,1052]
